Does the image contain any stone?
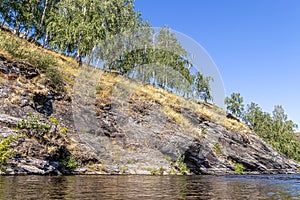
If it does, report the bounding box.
[0,114,22,126]
[20,98,30,107]
[0,127,18,138]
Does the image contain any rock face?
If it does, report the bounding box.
[0,54,39,79]
[184,121,299,174]
[0,50,299,175]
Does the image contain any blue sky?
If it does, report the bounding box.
[135,0,300,128]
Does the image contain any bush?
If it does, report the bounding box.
[214,143,221,155]
[61,156,78,170]
[60,127,68,135]
[0,136,16,165]
[174,156,190,174]
[44,67,65,92]
[235,163,245,174]
[17,114,50,136]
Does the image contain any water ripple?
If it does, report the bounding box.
[0,175,299,199]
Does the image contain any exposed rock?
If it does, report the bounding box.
[0,47,299,176]
[5,157,60,175]
[0,113,21,126]
[0,55,39,79]
[183,122,300,175]
[32,92,54,116]
[0,127,17,138]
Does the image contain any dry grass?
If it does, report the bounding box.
[93,69,252,136]
[0,28,252,137]
[0,29,78,92]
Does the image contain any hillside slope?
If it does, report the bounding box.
[0,29,299,175]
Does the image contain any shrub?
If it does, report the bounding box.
[61,156,78,170]
[235,163,245,174]
[43,67,65,92]
[214,143,221,155]
[0,136,16,165]
[17,114,50,136]
[174,156,190,175]
[60,127,68,135]
[49,116,59,125]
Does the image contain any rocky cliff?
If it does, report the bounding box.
[0,29,299,175]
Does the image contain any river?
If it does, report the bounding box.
[0,174,299,199]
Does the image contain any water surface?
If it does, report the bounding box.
[0,174,299,199]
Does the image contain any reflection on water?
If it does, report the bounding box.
[0,175,299,199]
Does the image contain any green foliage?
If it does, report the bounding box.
[225,92,245,119]
[225,92,300,162]
[0,136,16,165]
[17,114,50,136]
[43,67,65,92]
[27,52,65,92]
[201,127,208,135]
[174,155,190,175]
[0,37,22,57]
[194,72,214,102]
[235,163,245,174]
[103,25,213,101]
[95,85,102,94]
[49,116,59,125]
[29,53,56,70]
[61,156,78,170]
[47,0,138,65]
[214,143,221,155]
[60,127,68,135]
[0,0,60,41]
[244,103,300,162]
[120,165,129,174]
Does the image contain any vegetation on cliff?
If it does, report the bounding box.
[0,27,299,174]
[225,92,300,162]
[0,0,214,103]
[0,0,299,175]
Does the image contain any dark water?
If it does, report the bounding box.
[0,175,299,200]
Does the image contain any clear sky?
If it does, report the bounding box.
[135,0,300,128]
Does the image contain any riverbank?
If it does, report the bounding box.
[0,28,299,175]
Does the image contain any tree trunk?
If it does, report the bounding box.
[76,50,82,68]
[42,34,48,48]
[87,45,97,67]
[35,0,48,41]
[40,0,48,31]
